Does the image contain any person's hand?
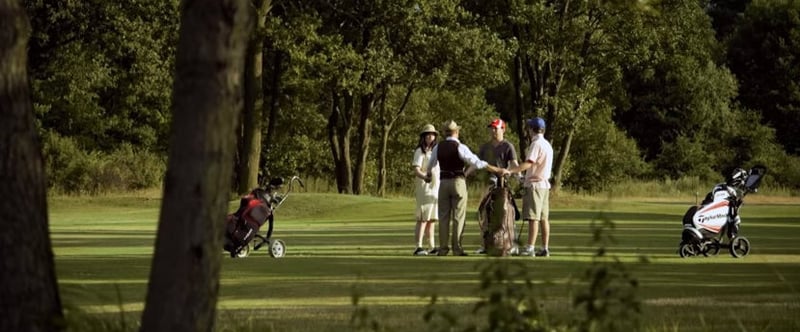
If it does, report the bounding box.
[423,174,432,183]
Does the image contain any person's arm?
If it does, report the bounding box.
[507,143,520,169]
[411,149,427,179]
[508,160,523,182]
[503,143,536,176]
[464,165,478,177]
[424,146,439,182]
[504,161,533,176]
[414,166,427,179]
[459,144,503,174]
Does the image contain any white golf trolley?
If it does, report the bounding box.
[223,176,304,259]
[678,166,766,258]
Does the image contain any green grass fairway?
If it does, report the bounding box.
[50,193,800,331]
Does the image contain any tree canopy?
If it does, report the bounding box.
[22,0,800,194]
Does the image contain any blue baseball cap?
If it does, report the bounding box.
[526,117,546,129]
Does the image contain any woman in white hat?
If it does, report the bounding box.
[411,124,440,255]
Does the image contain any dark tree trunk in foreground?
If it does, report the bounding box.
[140,0,252,331]
[0,1,64,330]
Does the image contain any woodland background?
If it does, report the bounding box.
[22,0,800,196]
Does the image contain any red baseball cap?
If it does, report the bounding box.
[488,118,506,129]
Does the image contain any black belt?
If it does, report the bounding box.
[440,171,465,179]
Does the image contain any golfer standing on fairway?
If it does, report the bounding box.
[503,117,553,257]
[425,120,503,256]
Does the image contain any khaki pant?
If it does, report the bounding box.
[438,177,468,255]
[522,187,550,221]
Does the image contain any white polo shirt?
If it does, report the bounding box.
[523,134,553,189]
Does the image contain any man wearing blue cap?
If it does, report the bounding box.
[502,117,554,257]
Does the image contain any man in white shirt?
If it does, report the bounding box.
[502,117,553,257]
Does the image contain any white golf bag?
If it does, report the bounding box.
[679,166,766,258]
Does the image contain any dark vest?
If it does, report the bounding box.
[438,140,465,179]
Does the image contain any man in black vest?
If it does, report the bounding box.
[425,120,503,256]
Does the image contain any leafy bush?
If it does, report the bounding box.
[565,114,650,192]
[42,131,165,194]
[653,134,717,180]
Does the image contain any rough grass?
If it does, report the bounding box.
[49,191,800,331]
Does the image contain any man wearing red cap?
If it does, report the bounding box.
[467,118,521,254]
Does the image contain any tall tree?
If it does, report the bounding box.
[0,0,63,330]
[139,0,251,331]
[24,0,179,152]
[615,0,739,178]
[466,0,638,192]
[727,0,800,156]
[237,0,271,194]
[269,0,507,195]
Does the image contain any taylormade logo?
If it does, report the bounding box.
[698,213,726,223]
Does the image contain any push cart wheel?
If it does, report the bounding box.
[269,239,286,258]
[729,236,751,258]
[235,243,251,258]
[679,243,696,258]
[707,239,721,256]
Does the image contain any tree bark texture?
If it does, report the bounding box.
[0,1,64,330]
[139,0,251,331]
[263,44,282,163]
[376,84,413,197]
[237,0,270,194]
[352,95,373,195]
[327,92,353,194]
[512,53,526,155]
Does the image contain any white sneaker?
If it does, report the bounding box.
[519,246,535,256]
[475,247,487,254]
[509,246,520,256]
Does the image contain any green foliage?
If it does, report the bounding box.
[420,261,551,332]
[25,0,179,152]
[766,152,800,191]
[565,107,650,192]
[22,0,800,193]
[469,260,550,332]
[653,135,717,179]
[615,0,738,162]
[727,0,800,155]
[42,131,165,194]
[571,216,643,332]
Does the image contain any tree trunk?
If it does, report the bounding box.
[139,1,251,331]
[237,0,270,194]
[263,44,282,159]
[551,126,574,194]
[377,126,390,197]
[0,2,64,330]
[512,53,526,154]
[352,94,374,195]
[376,84,414,197]
[327,91,353,194]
